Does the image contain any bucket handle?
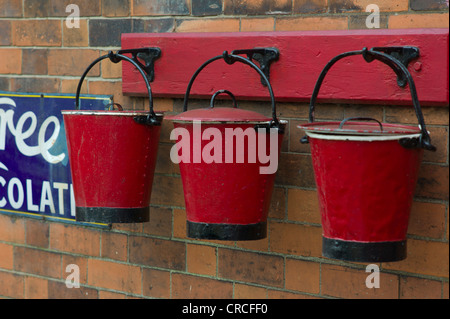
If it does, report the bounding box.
[339,117,383,131]
[210,89,238,109]
[182,51,281,130]
[303,47,435,151]
[75,51,161,126]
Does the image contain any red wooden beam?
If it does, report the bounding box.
[121,29,449,106]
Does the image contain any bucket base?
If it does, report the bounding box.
[322,237,407,262]
[76,206,150,224]
[187,221,267,241]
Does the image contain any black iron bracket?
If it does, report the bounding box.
[367,46,420,88]
[116,47,161,82]
[231,48,280,86]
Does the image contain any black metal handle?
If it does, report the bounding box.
[339,117,383,131]
[75,51,161,125]
[182,51,280,128]
[305,47,435,151]
[210,89,238,109]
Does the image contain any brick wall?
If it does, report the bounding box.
[0,0,448,299]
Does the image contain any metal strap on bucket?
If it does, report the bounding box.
[75,51,161,126]
[182,51,282,131]
[302,47,436,151]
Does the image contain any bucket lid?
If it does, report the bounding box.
[298,121,422,136]
[167,107,271,123]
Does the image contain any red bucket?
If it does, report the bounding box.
[62,52,163,223]
[168,53,285,240]
[298,48,436,262]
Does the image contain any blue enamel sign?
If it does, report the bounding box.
[0,91,111,224]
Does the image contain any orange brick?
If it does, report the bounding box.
[14,246,62,278]
[268,289,318,299]
[329,0,408,12]
[0,0,22,17]
[285,258,320,294]
[416,163,449,200]
[269,221,322,257]
[88,80,135,110]
[219,248,284,287]
[0,271,24,299]
[99,290,126,299]
[289,119,311,154]
[25,219,49,248]
[240,18,274,31]
[62,255,89,285]
[385,106,449,126]
[101,50,122,79]
[150,175,185,207]
[287,188,321,224]
[172,273,233,299]
[408,201,446,239]
[400,276,442,299]
[48,49,100,77]
[321,264,399,299]
[63,19,89,47]
[173,208,187,239]
[276,153,315,188]
[276,16,348,31]
[0,214,25,243]
[422,126,448,164]
[187,244,217,276]
[234,283,267,299]
[49,223,101,256]
[443,282,449,299]
[48,280,98,299]
[12,20,61,46]
[88,258,141,294]
[294,0,327,14]
[61,79,88,94]
[101,231,128,261]
[0,243,13,270]
[269,187,286,220]
[102,0,131,17]
[176,18,240,33]
[389,13,449,29]
[0,48,21,74]
[384,239,449,278]
[143,206,172,237]
[142,268,170,298]
[25,276,48,299]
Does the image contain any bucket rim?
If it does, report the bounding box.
[298,121,421,136]
[304,131,422,141]
[169,119,288,125]
[62,110,165,117]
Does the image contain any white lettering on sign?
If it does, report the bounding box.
[0,98,65,164]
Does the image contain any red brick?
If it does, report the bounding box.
[285,258,320,294]
[102,0,131,17]
[48,49,100,77]
[48,280,98,299]
[287,188,321,224]
[400,276,442,299]
[142,206,172,237]
[411,0,449,11]
[269,187,286,220]
[321,264,399,299]
[0,271,24,299]
[101,231,128,261]
[269,221,322,257]
[294,0,327,13]
[384,239,449,278]
[176,18,240,33]
[142,268,170,298]
[224,0,291,15]
[0,0,22,17]
[150,175,185,207]
[276,16,348,31]
[389,13,449,29]
[99,290,126,299]
[218,248,284,287]
[234,283,267,299]
[50,223,101,256]
[416,164,449,200]
[63,19,89,47]
[14,246,62,278]
[268,289,319,299]
[422,126,448,164]
[133,0,190,16]
[25,276,48,299]
[23,0,101,17]
[240,18,274,31]
[0,243,13,270]
[187,244,217,276]
[276,153,316,188]
[21,49,48,75]
[408,201,446,239]
[25,219,49,248]
[0,20,11,45]
[0,49,22,74]
[10,77,60,93]
[129,236,186,270]
[329,0,408,13]
[172,273,233,299]
[88,259,141,294]
[0,214,25,243]
[12,20,61,46]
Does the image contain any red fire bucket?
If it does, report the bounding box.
[62,52,163,223]
[298,48,436,262]
[168,52,286,240]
